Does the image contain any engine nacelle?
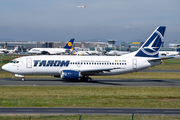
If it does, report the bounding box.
[61,70,80,79]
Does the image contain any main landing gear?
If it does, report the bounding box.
[81,76,92,82]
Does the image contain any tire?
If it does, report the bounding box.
[87,77,92,82]
[21,77,25,81]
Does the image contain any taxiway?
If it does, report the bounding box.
[0,78,180,87]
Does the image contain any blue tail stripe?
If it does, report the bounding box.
[135,26,166,57]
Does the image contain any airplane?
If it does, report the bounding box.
[106,46,131,56]
[72,48,100,56]
[159,48,180,56]
[0,43,18,54]
[0,43,8,54]
[86,50,101,55]
[77,5,87,8]
[6,46,19,53]
[72,50,89,56]
[2,26,171,82]
[28,38,75,55]
[0,48,7,54]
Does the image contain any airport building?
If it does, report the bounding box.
[0,41,108,52]
[0,40,179,53]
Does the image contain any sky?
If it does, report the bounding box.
[0,0,179,46]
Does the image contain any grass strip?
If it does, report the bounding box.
[0,86,180,108]
[0,115,180,120]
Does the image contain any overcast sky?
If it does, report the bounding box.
[0,0,179,46]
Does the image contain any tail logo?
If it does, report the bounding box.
[140,30,163,56]
[68,42,72,47]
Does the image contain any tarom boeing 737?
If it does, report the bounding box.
[2,26,170,81]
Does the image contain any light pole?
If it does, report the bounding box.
[174,40,177,51]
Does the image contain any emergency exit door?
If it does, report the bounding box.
[132,59,137,69]
[26,58,32,68]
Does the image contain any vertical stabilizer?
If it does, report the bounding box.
[127,45,131,51]
[63,38,75,49]
[135,26,166,57]
[4,43,7,49]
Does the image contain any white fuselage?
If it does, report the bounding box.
[2,55,161,76]
[28,48,68,54]
[0,49,7,53]
[106,50,130,56]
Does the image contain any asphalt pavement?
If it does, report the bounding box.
[0,78,180,87]
[0,107,180,115]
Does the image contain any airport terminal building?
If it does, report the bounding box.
[0,40,179,53]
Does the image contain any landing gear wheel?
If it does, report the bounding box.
[81,76,92,82]
[21,77,25,81]
[87,77,92,82]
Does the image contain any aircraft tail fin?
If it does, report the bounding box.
[4,43,7,49]
[14,46,18,51]
[135,26,166,57]
[63,38,75,49]
[127,45,131,51]
[177,48,180,52]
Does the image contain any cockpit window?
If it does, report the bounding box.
[10,60,19,63]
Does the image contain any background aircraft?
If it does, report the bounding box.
[0,43,8,54]
[0,43,18,54]
[6,46,19,54]
[106,46,131,56]
[72,48,101,56]
[77,5,86,8]
[2,26,170,82]
[159,48,180,56]
[28,38,75,55]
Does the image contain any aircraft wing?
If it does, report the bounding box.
[80,67,123,75]
[148,57,174,62]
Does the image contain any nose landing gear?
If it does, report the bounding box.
[21,77,25,81]
[15,74,25,81]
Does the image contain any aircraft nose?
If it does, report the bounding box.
[2,64,9,71]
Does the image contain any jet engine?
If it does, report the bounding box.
[60,70,81,79]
